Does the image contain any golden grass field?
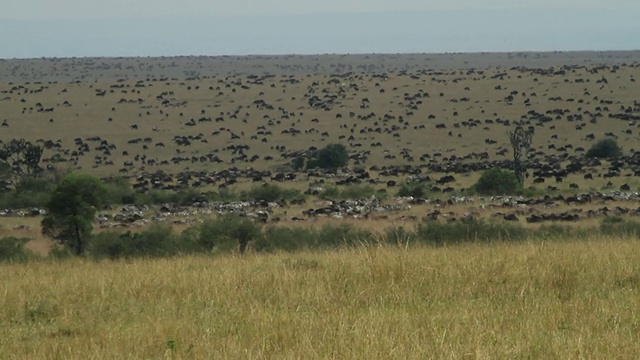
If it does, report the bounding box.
[2,237,640,359]
[2,52,640,358]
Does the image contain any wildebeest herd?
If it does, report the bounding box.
[1,51,640,232]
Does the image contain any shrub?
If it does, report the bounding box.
[0,236,33,262]
[315,224,374,248]
[291,156,306,170]
[397,182,428,198]
[307,143,348,170]
[133,188,207,206]
[253,226,315,252]
[586,138,622,158]
[319,184,377,200]
[244,183,284,202]
[102,177,135,205]
[0,177,56,209]
[254,224,373,252]
[600,218,640,237]
[339,184,376,199]
[473,168,520,196]
[415,219,528,245]
[383,226,415,246]
[182,215,262,253]
[90,225,178,259]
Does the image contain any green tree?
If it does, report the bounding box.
[473,168,520,196]
[586,138,622,158]
[41,174,106,256]
[0,139,44,185]
[307,143,349,170]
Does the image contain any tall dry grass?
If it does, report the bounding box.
[1,236,640,359]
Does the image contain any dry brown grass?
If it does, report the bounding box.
[2,237,640,359]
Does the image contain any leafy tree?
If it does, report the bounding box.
[473,168,520,196]
[586,138,622,158]
[307,143,348,170]
[0,139,44,185]
[41,174,106,256]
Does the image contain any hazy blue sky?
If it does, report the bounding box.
[5,0,640,18]
[2,1,639,58]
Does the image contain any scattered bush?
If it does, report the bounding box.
[90,225,178,259]
[0,236,33,262]
[182,215,262,253]
[472,168,520,196]
[586,138,622,158]
[415,219,528,245]
[255,224,373,252]
[253,226,315,252]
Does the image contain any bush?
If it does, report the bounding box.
[241,183,303,202]
[415,219,528,245]
[254,224,373,252]
[586,138,622,158]
[0,236,33,262]
[133,188,209,206]
[319,184,377,200]
[90,225,179,259]
[383,226,415,246]
[0,177,56,209]
[102,177,135,205]
[307,143,349,170]
[397,182,429,198]
[473,168,520,196]
[182,215,262,253]
[253,226,315,252]
[600,218,640,237]
[291,156,306,170]
[244,183,284,202]
[338,184,376,200]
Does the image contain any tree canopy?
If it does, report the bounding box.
[473,168,521,196]
[586,138,622,159]
[41,174,106,255]
[0,139,44,184]
[307,143,349,170]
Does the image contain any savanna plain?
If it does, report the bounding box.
[3,239,640,359]
[2,52,640,358]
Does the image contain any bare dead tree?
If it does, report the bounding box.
[508,125,534,186]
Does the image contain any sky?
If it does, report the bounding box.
[1,1,639,58]
[5,0,640,18]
